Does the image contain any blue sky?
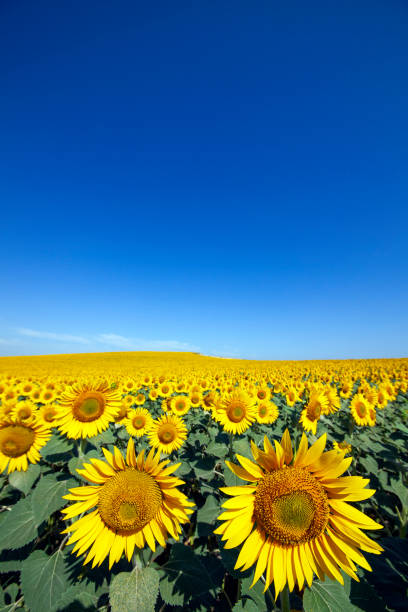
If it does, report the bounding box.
[1,0,407,360]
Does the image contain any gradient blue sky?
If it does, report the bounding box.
[1,0,407,360]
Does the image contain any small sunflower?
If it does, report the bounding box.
[38,403,61,427]
[61,439,194,568]
[299,390,329,434]
[58,381,121,439]
[333,440,352,456]
[11,400,37,423]
[170,396,191,416]
[0,416,51,473]
[215,429,383,599]
[256,401,279,424]
[124,408,153,437]
[215,390,257,435]
[148,413,187,454]
[350,394,371,426]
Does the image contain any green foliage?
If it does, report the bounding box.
[109,567,159,612]
[0,498,38,552]
[159,543,223,606]
[303,575,355,612]
[196,494,220,536]
[31,474,77,526]
[8,464,41,496]
[21,549,69,612]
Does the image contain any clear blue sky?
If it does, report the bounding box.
[1,0,407,360]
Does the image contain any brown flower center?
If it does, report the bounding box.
[227,402,246,423]
[0,425,35,458]
[72,392,105,422]
[98,469,162,533]
[254,467,329,546]
[158,424,177,443]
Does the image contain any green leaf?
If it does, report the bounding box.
[223,467,244,487]
[0,498,38,552]
[31,474,77,526]
[240,573,271,611]
[303,576,356,612]
[0,545,31,573]
[89,429,115,447]
[205,442,228,458]
[58,579,103,610]
[196,495,220,537]
[41,434,74,462]
[159,543,221,605]
[233,438,253,459]
[8,464,41,496]
[68,450,100,480]
[109,567,159,612]
[20,549,69,612]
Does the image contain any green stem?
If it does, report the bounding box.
[279,584,290,612]
[228,433,234,460]
[78,438,87,457]
[132,550,143,569]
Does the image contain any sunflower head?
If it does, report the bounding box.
[0,415,51,473]
[215,390,257,435]
[215,429,383,598]
[148,413,187,454]
[58,381,121,439]
[61,439,194,568]
[124,407,153,437]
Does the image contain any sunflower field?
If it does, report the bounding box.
[0,352,407,612]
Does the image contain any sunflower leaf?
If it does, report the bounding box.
[109,567,159,612]
[41,434,74,463]
[20,549,69,612]
[0,498,38,552]
[196,494,220,536]
[303,576,356,612]
[159,543,222,605]
[31,474,77,526]
[8,463,41,496]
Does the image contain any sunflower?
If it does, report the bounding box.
[57,381,121,439]
[333,440,352,456]
[134,393,146,406]
[256,387,271,402]
[148,413,187,454]
[285,387,300,407]
[38,403,61,427]
[215,430,383,598]
[215,390,257,435]
[61,439,194,568]
[0,416,51,473]
[11,400,37,423]
[170,395,191,416]
[350,394,371,426]
[124,408,153,437]
[299,389,329,434]
[256,401,279,424]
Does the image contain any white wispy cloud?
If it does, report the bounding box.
[17,328,90,344]
[96,333,200,352]
[14,328,199,352]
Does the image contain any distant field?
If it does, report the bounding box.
[0,353,407,612]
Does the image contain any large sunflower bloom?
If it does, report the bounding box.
[215,430,383,598]
[147,413,187,454]
[62,439,194,568]
[57,381,121,439]
[0,416,51,473]
[215,390,257,435]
